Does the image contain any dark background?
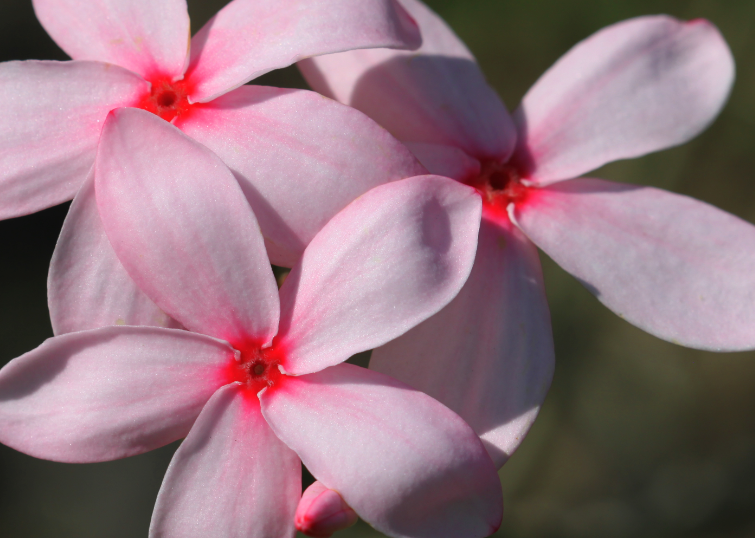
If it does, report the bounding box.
[2,0,755,537]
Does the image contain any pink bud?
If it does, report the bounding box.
[295,481,359,537]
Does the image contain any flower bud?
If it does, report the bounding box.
[295,481,359,537]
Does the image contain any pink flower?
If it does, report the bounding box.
[7,0,431,334]
[300,1,755,467]
[0,108,502,538]
[1,0,420,216]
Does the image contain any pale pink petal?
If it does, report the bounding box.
[0,61,147,219]
[177,86,425,267]
[299,0,515,160]
[150,383,300,538]
[296,482,358,538]
[32,0,189,79]
[515,178,755,351]
[95,108,279,346]
[277,176,482,375]
[0,326,233,463]
[404,142,480,182]
[186,0,421,103]
[371,218,554,467]
[514,16,734,184]
[261,364,502,538]
[48,171,180,335]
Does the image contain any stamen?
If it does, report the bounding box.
[221,339,288,397]
[465,161,531,224]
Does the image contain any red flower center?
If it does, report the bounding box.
[137,76,194,123]
[222,339,287,397]
[465,160,531,222]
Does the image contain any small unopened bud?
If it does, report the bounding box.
[295,481,358,537]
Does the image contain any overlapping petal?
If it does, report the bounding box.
[299,0,515,160]
[95,108,279,346]
[261,364,502,538]
[187,0,421,102]
[515,178,755,350]
[0,61,147,219]
[403,143,480,182]
[514,16,734,184]
[276,176,481,375]
[177,85,426,267]
[48,172,180,335]
[32,0,190,79]
[0,327,233,463]
[150,384,300,538]
[371,218,554,467]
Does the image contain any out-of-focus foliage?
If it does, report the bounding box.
[1,0,754,537]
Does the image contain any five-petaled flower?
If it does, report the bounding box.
[0,0,434,333]
[0,108,502,538]
[300,0,755,469]
[0,0,421,218]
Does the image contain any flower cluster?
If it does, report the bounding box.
[0,1,753,537]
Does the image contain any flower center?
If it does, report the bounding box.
[137,76,193,123]
[465,161,531,222]
[156,89,178,109]
[223,340,287,396]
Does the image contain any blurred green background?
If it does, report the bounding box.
[2,0,755,536]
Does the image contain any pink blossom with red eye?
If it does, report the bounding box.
[0,0,422,219]
[0,109,501,538]
[300,0,755,469]
[16,0,433,336]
